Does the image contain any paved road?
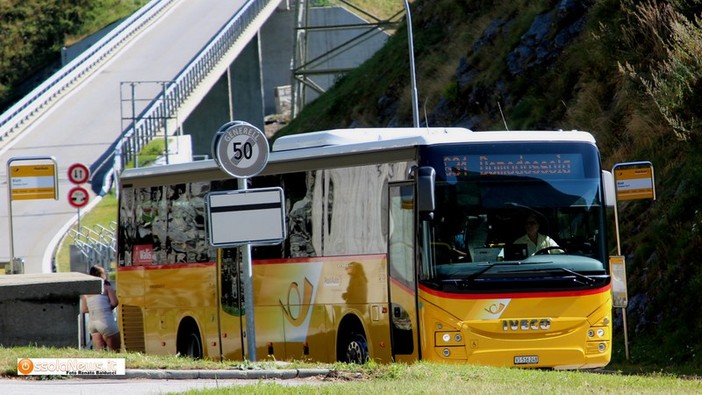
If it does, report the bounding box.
[0,368,331,394]
[1,378,256,395]
[0,0,248,273]
[0,378,322,394]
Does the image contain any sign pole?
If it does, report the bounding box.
[238,177,257,361]
[6,160,14,272]
[612,196,629,362]
[612,161,656,362]
[210,121,272,363]
[6,156,59,273]
[404,0,420,128]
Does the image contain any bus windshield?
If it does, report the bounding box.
[419,141,609,292]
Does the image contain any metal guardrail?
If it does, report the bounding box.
[0,0,176,145]
[115,0,277,171]
[69,222,117,271]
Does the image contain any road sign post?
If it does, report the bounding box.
[67,163,90,231]
[6,156,59,274]
[209,121,284,362]
[611,161,656,362]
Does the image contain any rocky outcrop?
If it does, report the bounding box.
[421,0,594,129]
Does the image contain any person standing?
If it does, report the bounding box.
[81,265,121,351]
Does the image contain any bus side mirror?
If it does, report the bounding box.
[602,170,615,207]
[417,166,436,214]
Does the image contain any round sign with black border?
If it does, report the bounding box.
[213,121,269,178]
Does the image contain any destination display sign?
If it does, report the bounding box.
[444,153,584,179]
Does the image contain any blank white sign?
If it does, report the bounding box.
[206,187,286,246]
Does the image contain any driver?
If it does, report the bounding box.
[514,214,559,256]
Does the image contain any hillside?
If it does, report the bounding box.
[278,0,702,370]
[0,0,147,110]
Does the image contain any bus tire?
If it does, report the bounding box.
[177,319,203,359]
[337,320,369,364]
[345,333,369,364]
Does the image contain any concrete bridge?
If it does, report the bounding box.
[0,0,392,275]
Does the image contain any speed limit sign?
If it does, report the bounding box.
[212,121,269,178]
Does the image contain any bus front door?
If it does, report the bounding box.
[387,183,420,362]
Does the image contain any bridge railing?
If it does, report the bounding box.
[116,0,277,172]
[0,0,177,144]
[68,222,117,272]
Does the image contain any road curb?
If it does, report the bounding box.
[91,368,331,380]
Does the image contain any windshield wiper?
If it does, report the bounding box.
[560,267,597,285]
[464,263,498,281]
[463,265,598,286]
[535,267,597,285]
[464,262,522,281]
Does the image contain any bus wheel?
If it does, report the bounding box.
[177,324,203,359]
[343,332,369,364]
[184,332,203,359]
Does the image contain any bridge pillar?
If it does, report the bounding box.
[184,34,265,158]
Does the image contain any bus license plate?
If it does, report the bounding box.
[514,355,539,365]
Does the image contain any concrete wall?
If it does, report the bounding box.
[259,6,390,113]
[184,6,389,158]
[184,36,265,158]
[0,273,102,347]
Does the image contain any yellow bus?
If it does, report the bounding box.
[116,127,615,368]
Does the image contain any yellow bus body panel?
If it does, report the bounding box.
[416,285,612,369]
[118,263,218,357]
[119,257,611,368]
[252,255,393,363]
[118,255,394,363]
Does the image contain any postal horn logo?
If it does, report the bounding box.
[17,358,34,375]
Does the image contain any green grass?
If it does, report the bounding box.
[2,347,701,394]
[0,346,290,376]
[65,0,151,45]
[128,138,166,168]
[199,364,701,394]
